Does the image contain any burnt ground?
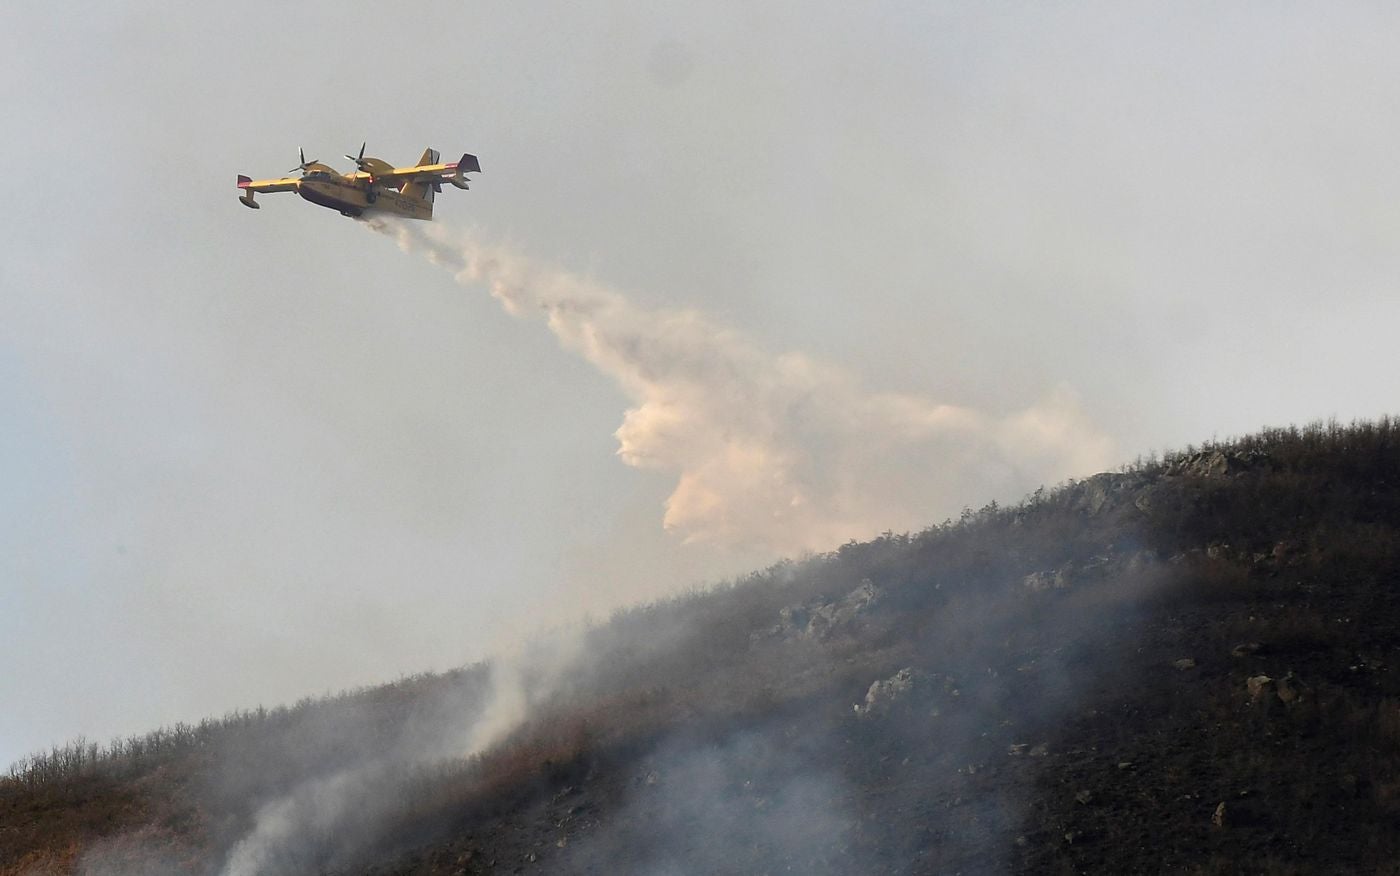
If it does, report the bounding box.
[6,420,1400,874]
[356,574,1400,876]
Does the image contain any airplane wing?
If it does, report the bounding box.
[350,153,481,185]
[237,174,299,193]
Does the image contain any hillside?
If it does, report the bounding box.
[5,419,1400,875]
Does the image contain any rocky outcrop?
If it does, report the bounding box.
[854,668,919,718]
[854,668,961,719]
[1071,472,1150,516]
[1167,449,1272,479]
[766,579,883,642]
[1022,550,1156,594]
[1023,567,1071,593]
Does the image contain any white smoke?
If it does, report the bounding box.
[366,218,1114,554]
[215,630,582,876]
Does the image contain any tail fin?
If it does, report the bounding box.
[400,148,440,207]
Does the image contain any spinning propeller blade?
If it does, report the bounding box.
[289,147,320,174]
[344,142,368,169]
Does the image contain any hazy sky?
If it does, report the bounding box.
[4,2,1400,765]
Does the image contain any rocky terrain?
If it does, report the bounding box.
[5,419,1400,874]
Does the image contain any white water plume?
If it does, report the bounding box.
[365,218,1115,554]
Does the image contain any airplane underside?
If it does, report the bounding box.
[299,188,435,220]
[298,186,363,216]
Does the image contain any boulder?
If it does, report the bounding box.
[1246,675,1275,702]
[1133,486,1156,515]
[854,668,961,719]
[1173,658,1197,671]
[1275,672,1309,705]
[854,667,919,718]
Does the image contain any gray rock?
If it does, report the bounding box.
[1133,486,1156,515]
[1199,450,1231,478]
[1169,448,1272,479]
[1074,472,1147,516]
[854,667,919,718]
[773,579,883,641]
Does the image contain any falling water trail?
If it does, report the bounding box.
[362,216,1115,554]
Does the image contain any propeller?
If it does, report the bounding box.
[288,147,320,174]
[344,141,370,171]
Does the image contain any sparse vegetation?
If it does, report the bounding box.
[4,417,1400,874]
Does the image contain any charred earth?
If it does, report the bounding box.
[6,419,1400,874]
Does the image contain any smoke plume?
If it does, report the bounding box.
[365,218,1114,554]
[209,631,582,876]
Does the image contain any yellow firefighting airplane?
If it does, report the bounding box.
[237,144,480,220]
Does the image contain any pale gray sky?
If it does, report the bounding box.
[4,1,1400,765]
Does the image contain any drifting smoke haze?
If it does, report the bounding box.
[71,633,583,875]
[222,632,583,876]
[365,217,1114,554]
